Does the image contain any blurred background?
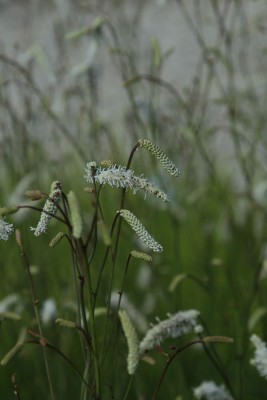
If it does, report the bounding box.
[1,0,267,398]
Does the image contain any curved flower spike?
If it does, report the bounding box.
[138,139,181,177]
[119,209,163,253]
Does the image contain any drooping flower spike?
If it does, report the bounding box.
[119,209,163,253]
[138,139,181,177]
[119,310,140,375]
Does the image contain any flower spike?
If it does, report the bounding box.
[138,139,181,177]
[30,181,62,237]
[119,310,140,375]
[119,209,163,253]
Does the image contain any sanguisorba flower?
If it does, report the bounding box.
[30,181,62,237]
[193,381,233,400]
[0,218,14,241]
[119,209,163,252]
[250,334,267,380]
[84,162,170,202]
[139,309,202,355]
[138,139,181,177]
[119,310,140,375]
[67,191,83,239]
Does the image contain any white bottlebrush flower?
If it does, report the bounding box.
[119,310,140,375]
[250,334,267,380]
[193,381,233,400]
[30,181,62,236]
[139,309,201,354]
[84,162,170,202]
[119,209,163,252]
[0,218,14,241]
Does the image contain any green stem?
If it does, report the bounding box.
[79,240,101,399]
[16,231,56,400]
[123,375,134,400]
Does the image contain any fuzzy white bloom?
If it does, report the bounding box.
[40,298,57,325]
[250,334,267,380]
[119,209,163,252]
[30,181,62,236]
[0,218,14,241]
[139,309,201,354]
[84,162,170,202]
[193,381,233,400]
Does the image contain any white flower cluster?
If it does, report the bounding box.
[0,218,14,241]
[84,163,170,202]
[119,209,163,252]
[250,334,267,380]
[31,181,62,237]
[139,309,201,354]
[193,381,233,400]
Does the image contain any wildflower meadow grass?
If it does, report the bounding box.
[1,1,267,399]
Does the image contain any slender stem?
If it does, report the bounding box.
[151,340,203,400]
[123,375,134,400]
[79,239,101,399]
[18,205,67,225]
[103,253,132,358]
[16,231,55,400]
[24,340,93,397]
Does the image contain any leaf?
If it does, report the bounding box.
[151,38,161,70]
[66,17,106,41]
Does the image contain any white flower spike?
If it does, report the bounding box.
[119,209,163,252]
[31,181,62,237]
